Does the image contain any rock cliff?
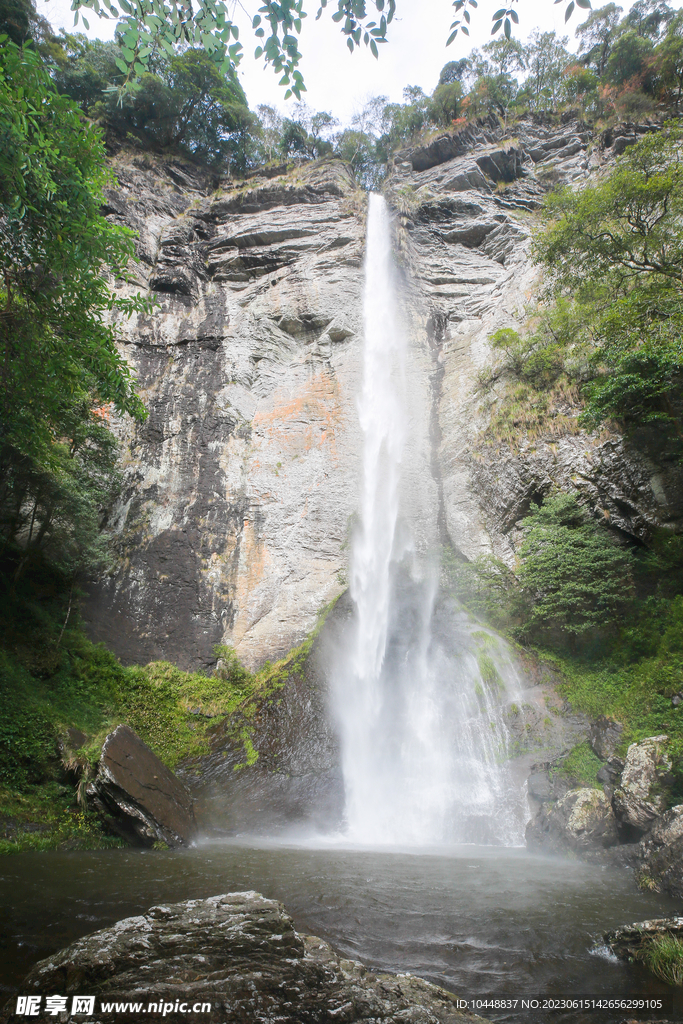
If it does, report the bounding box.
[85,118,683,669]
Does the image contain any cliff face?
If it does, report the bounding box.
[85,158,366,669]
[87,120,683,669]
[392,115,683,566]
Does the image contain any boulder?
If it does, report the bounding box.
[612,735,671,835]
[86,725,197,848]
[526,787,619,854]
[589,716,623,761]
[636,805,683,898]
[1,892,486,1024]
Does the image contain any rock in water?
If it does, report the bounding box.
[526,787,618,854]
[2,892,485,1024]
[636,805,683,898]
[87,725,196,848]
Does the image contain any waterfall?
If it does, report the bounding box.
[332,193,527,847]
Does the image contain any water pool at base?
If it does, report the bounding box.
[1,841,681,1022]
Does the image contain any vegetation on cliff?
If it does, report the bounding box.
[0,555,261,852]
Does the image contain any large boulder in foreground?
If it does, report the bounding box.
[3,892,485,1024]
[526,787,619,855]
[87,725,196,848]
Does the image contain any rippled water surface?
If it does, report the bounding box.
[2,841,681,1022]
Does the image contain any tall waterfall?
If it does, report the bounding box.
[332,194,526,847]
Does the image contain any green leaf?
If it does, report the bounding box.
[509,9,518,23]
[492,8,506,18]
[370,37,378,56]
[504,16,511,37]
[491,18,503,33]
[461,25,468,34]
[565,0,574,18]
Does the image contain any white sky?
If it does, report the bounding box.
[37,0,682,123]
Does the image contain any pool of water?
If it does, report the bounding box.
[1,840,681,1022]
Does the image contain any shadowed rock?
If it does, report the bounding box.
[589,716,624,761]
[635,806,683,898]
[1,892,486,1024]
[87,725,197,848]
[526,787,619,854]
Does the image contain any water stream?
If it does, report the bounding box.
[332,194,526,846]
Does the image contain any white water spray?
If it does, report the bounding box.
[333,194,527,847]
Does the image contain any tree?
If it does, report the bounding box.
[66,0,590,103]
[576,3,623,76]
[605,28,654,85]
[105,48,256,169]
[532,123,683,439]
[654,10,683,109]
[430,80,463,125]
[52,33,123,110]
[438,58,470,85]
[256,103,284,162]
[625,0,674,39]
[521,30,571,110]
[517,493,633,639]
[0,39,150,584]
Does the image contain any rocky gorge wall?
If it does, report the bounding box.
[86,117,683,670]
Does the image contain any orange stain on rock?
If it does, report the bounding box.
[253,369,342,462]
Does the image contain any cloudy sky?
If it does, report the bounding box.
[37,0,681,122]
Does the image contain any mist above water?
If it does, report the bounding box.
[331,193,527,847]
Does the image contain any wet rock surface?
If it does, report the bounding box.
[181,596,351,836]
[526,787,619,854]
[82,120,683,673]
[3,892,486,1024]
[87,725,197,848]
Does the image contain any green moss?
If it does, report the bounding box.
[477,652,505,692]
[555,741,602,788]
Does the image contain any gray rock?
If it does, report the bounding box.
[596,755,624,788]
[1,892,486,1024]
[635,805,683,898]
[87,725,197,848]
[612,735,671,835]
[589,716,623,760]
[526,786,619,854]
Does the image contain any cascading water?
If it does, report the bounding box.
[332,193,527,847]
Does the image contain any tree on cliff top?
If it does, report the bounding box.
[532,122,683,443]
[63,0,589,104]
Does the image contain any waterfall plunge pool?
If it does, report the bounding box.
[2,840,680,1022]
